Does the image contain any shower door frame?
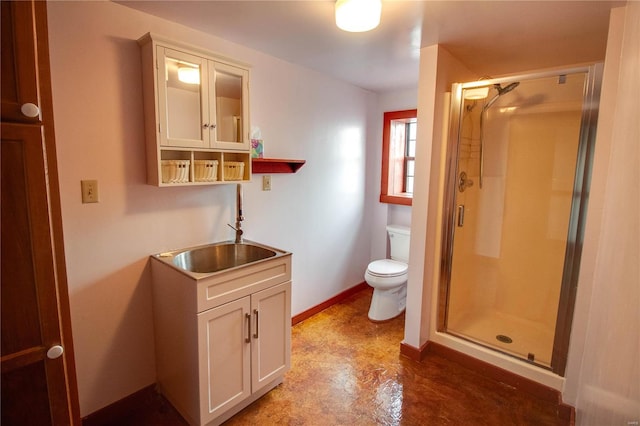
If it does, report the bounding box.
[437,64,603,375]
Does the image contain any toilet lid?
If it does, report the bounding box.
[367,259,408,277]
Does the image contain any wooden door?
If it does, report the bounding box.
[2,124,67,424]
[1,1,79,424]
[1,1,40,124]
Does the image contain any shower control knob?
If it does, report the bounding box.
[458,171,474,192]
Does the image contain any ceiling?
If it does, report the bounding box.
[117,0,622,93]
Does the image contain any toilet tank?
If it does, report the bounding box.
[386,225,411,263]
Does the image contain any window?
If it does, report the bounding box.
[380,109,417,205]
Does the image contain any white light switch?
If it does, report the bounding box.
[262,175,271,191]
[81,180,99,203]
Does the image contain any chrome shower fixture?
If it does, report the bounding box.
[484,82,520,111]
[495,82,520,95]
[479,81,520,188]
[458,171,474,192]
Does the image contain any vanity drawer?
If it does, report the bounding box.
[196,254,291,313]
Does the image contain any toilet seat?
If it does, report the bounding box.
[366,259,408,278]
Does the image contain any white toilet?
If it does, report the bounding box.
[365,225,410,321]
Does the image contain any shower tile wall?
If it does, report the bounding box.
[497,111,581,330]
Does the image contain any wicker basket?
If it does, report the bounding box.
[161,160,190,183]
[194,160,218,182]
[223,161,245,181]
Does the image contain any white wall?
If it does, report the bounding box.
[368,89,416,261]
[46,1,376,416]
[564,4,640,423]
[404,45,476,348]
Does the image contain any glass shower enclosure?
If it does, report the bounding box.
[439,65,602,374]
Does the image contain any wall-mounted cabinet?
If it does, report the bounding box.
[138,33,251,186]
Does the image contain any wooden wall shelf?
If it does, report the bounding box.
[252,158,306,174]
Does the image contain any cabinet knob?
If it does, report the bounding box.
[21,103,40,118]
[47,345,64,360]
[203,123,209,128]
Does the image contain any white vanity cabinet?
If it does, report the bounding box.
[150,251,292,426]
[198,282,290,423]
[138,33,251,186]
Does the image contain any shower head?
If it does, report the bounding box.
[483,82,520,110]
[495,82,520,95]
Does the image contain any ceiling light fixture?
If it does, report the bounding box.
[335,0,381,33]
[178,67,200,85]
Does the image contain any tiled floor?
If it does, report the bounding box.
[100,288,568,425]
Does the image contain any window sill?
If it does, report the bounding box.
[380,194,412,206]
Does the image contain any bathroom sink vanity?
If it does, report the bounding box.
[150,241,292,425]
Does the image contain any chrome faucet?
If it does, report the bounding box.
[227,184,244,243]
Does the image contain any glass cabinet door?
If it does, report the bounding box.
[157,47,210,148]
[209,62,250,150]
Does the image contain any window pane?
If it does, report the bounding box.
[404,159,415,194]
[406,160,415,177]
[407,140,416,157]
[404,120,416,194]
[405,177,414,194]
[409,121,417,140]
[406,122,416,157]
[381,109,417,205]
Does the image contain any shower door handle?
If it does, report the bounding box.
[457,205,465,227]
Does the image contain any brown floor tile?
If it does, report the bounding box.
[96,288,567,425]
[225,288,566,426]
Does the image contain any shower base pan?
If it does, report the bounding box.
[447,309,554,367]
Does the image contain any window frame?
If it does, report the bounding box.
[380,109,417,206]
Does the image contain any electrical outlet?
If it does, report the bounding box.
[262,175,271,191]
[81,180,99,203]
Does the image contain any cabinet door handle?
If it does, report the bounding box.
[253,309,259,339]
[21,103,40,118]
[245,313,251,343]
[47,345,64,359]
